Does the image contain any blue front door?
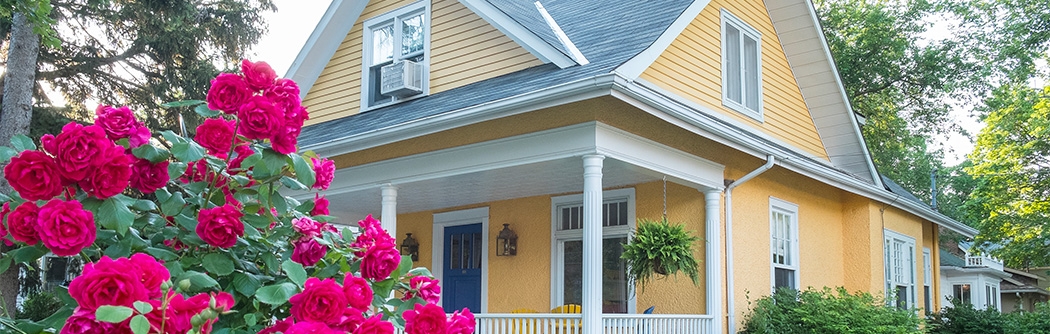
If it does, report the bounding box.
[443,223,482,313]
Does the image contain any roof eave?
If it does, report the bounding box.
[457,0,577,68]
[285,0,369,99]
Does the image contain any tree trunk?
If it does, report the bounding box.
[0,12,41,318]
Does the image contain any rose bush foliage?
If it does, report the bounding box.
[0,60,471,334]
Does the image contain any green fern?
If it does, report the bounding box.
[621,217,701,291]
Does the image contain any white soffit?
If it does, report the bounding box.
[458,0,577,68]
[286,0,369,99]
[765,0,882,186]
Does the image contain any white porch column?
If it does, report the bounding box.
[582,155,605,334]
[380,184,398,238]
[703,189,723,332]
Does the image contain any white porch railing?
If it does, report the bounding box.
[463,313,715,334]
[965,255,1004,271]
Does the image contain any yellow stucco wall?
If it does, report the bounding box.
[639,0,829,160]
[303,0,542,124]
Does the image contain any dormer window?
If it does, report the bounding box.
[720,9,762,120]
[362,2,430,110]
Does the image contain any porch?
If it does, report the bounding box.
[305,122,728,334]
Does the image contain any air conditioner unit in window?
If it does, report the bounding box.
[380,60,423,97]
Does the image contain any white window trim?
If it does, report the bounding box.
[769,197,800,292]
[719,8,763,121]
[884,229,917,309]
[361,1,432,112]
[549,188,636,313]
[431,207,489,313]
[923,247,933,311]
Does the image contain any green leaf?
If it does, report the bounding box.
[161,100,205,108]
[279,176,307,190]
[12,245,48,263]
[407,267,433,277]
[145,247,179,261]
[194,104,221,118]
[0,257,12,275]
[243,214,271,229]
[11,134,36,151]
[131,144,170,163]
[282,260,308,287]
[130,315,149,334]
[160,130,186,145]
[171,141,206,162]
[168,162,188,180]
[261,149,286,175]
[232,272,262,297]
[104,242,132,258]
[179,271,219,291]
[95,305,134,323]
[131,199,157,212]
[289,154,316,189]
[0,146,18,163]
[244,313,258,327]
[203,253,236,276]
[272,194,289,215]
[133,301,154,314]
[254,282,299,305]
[372,278,396,298]
[161,192,186,216]
[99,197,135,236]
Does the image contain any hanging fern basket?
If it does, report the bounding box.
[621,217,701,291]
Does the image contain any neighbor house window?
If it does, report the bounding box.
[885,230,916,309]
[552,188,635,314]
[720,9,762,120]
[953,284,972,304]
[923,248,932,312]
[986,284,999,310]
[361,1,430,110]
[770,198,799,292]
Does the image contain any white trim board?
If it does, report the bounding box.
[432,207,490,312]
[456,0,576,68]
[286,0,369,99]
[614,0,712,80]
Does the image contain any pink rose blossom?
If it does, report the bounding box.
[242,59,278,91]
[7,202,40,245]
[265,78,302,115]
[68,256,150,310]
[331,309,366,332]
[194,118,237,157]
[52,123,114,183]
[196,204,245,248]
[312,157,335,190]
[128,125,151,148]
[353,315,394,334]
[270,123,300,154]
[37,199,96,256]
[129,253,169,298]
[237,96,284,140]
[404,276,441,305]
[343,274,373,312]
[284,321,340,334]
[360,241,401,281]
[351,215,395,257]
[312,195,330,216]
[291,238,328,267]
[94,105,138,141]
[259,318,295,334]
[0,203,10,244]
[60,308,132,334]
[293,217,332,239]
[289,278,348,325]
[4,150,64,201]
[78,146,132,199]
[207,73,252,114]
[447,308,476,334]
[129,158,169,194]
[40,134,57,154]
[403,303,449,334]
[229,144,255,170]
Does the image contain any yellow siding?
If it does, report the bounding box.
[302,0,542,125]
[638,0,829,160]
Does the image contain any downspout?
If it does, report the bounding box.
[725,154,775,333]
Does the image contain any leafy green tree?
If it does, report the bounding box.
[966,84,1050,267]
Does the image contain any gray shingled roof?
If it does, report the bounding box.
[485,0,570,59]
[881,175,928,207]
[299,0,692,147]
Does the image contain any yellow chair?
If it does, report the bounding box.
[549,304,582,334]
[511,308,539,334]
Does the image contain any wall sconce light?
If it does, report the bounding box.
[400,233,420,261]
[496,224,518,256]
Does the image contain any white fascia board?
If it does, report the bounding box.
[457,0,577,68]
[594,123,724,190]
[534,1,587,66]
[285,0,369,99]
[795,0,883,188]
[609,78,978,237]
[613,0,712,80]
[300,73,618,157]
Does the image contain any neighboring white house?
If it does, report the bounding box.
[940,242,1009,311]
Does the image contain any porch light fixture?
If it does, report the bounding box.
[496,224,518,256]
[400,233,420,261]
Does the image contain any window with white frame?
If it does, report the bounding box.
[884,230,916,309]
[923,248,932,312]
[551,188,635,314]
[361,1,430,110]
[953,284,972,304]
[770,198,799,291]
[985,284,999,310]
[720,9,762,120]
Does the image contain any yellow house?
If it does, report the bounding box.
[287,0,977,332]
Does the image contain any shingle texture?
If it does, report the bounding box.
[881,175,927,207]
[484,0,569,58]
[299,0,693,147]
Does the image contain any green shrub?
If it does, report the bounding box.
[739,287,922,334]
[16,291,62,322]
[927,301,1050,334]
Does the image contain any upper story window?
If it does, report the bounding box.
[720,9,762,120]
[362,1,431,111]
[770,198,799,292]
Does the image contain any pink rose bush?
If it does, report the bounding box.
[0,60,467,334]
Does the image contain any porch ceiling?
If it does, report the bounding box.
[302,122,726,224]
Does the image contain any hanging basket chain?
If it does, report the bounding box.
[662,175,667,220]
